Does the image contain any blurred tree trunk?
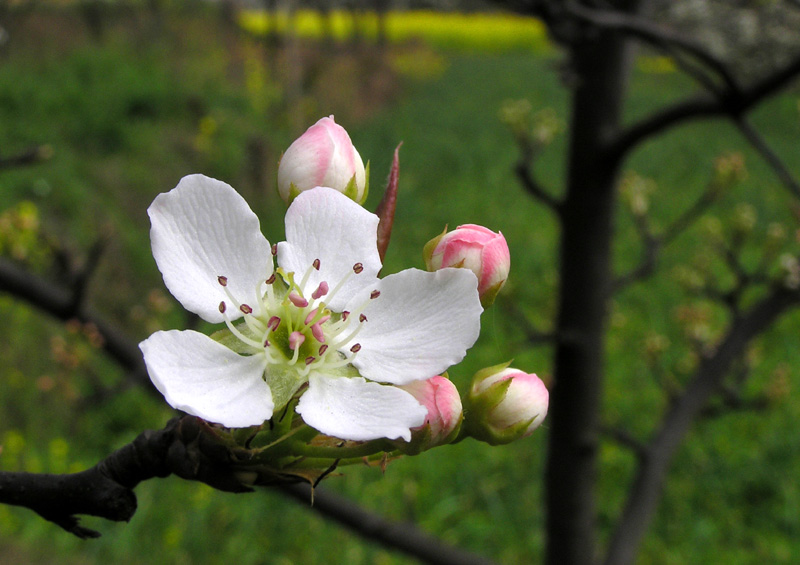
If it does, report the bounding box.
[545,2,643,563]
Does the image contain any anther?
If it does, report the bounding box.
[240,304,253,314]
[266,273,276,285]
[312,281,329,299]
[218,275,228,286]
[350,343,362,353]
[359,313,368,323]
[312,258,321,270]
[370,290,380,299]
[305,356,316,365]
[264,339,270,347]
[289,291,308,308]
[219,301,227,313]
[289,331,305,351]
[353,263,364,274]
[318,344,329,355]
[267,316,281,331]
[342,311,350,321]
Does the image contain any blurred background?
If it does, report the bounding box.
[0,0,799,563]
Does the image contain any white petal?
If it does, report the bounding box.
[276,187,381,310]
[297,374,427,441]
[350,268,483,385]
[148,174,273,323]
[140,329,273,427]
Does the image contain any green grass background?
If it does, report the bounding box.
[0,6,799,564]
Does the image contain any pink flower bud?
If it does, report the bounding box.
[394,375,463,454]
[423,224,510,307]
[277,115,367,204]
[465,364,548,445]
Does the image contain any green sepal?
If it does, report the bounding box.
[422,226,448,270]
[479,279,505,308]
[361,160,370,204]
[287,181,303,205]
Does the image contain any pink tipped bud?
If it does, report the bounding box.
[277,116,367,204]
[396,376,463,454]
[464,363,549,445]
[423,224,510,307]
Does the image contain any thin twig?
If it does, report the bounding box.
[733,117,800,199]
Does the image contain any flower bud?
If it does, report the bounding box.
[277,115,368,205]
[423,224,510,307]
[394,375,463,454]
[464,363,548,445]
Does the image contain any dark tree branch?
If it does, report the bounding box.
[0,414,494,564]
[733,117,800,199]
[0,257,151,389]
[603,283,800,565]
[600,425,647,460]
[0,417,253,539]
[515,155,563,213]
[280,483,496,565]
[564,1,741,93]
[610,53,800,166]
[0,145,51,170]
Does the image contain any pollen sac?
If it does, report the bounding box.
[353,262,364,274]
[240,304,253,314]
[370,290,380,299]
[217,275,228,286]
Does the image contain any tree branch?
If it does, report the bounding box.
[280,483,496,565]
[610,53,800,165]
[0,257,151,389]
[603,283,800,565]
[733,117,800,199]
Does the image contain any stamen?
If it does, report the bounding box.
[350,343,362,353]
[319,344,329,355]
[312,258,321,270]
[359,313,368,323]
[240,304,253,315]
[289,291,308,308]
[370,290,380,299]
[219,301,226,313]
[305,356,316,365]
[311,323,325,343]
[221,311,263,350]
[267,316,281,331]
[289,331,305,351]
[264,339,270,347]
[353,263,364,274]
[266,273,276,285]
[312,281,329,299]
[342,311,350,321]
[218,275,228,286]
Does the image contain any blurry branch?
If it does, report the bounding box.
[0,256,151,390]
[600,425,647,461]
[515,145,563,213]
[280,483,495,565]
[501,299,558,346]
[610,53,800,166]
[564,1,740,93]
[0,145,52,170]
[733,117,800,199]
[603,282,800,565]
[612,174,722,293]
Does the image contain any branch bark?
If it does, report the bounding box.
[603,284,800,565]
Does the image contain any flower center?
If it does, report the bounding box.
[215,258,379,409]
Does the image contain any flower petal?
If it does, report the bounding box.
[140,329,273,427]
[297,374,427,441]
[277,187,381,310]
[148,174,273,323]
[350,267,483,385]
